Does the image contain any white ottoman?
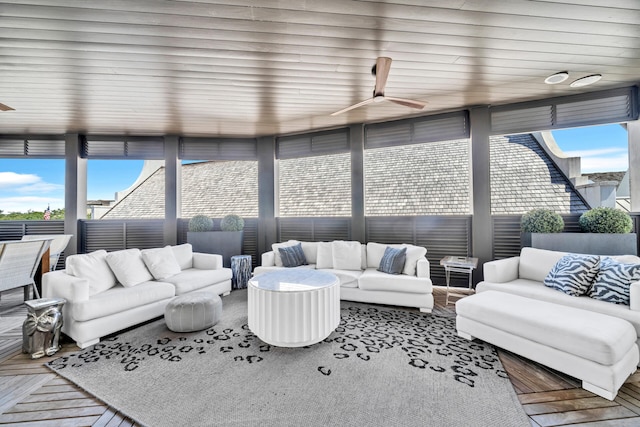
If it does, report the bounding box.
[165,292,222,333]
[456,291,638,400]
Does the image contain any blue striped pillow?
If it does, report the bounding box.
[544,254,600,297]
[378,246,407,275]
[278,243,308,268]
[589,257,640,305]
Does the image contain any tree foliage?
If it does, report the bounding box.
[0,209,65,220]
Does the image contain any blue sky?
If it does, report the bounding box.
[0,124,631,213]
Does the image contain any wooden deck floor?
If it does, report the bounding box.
[1,287,640,426]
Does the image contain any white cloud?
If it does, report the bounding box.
[17,182,65,193]
[563,147,627,158]
[0,172,41,188]
[561,148,628,173]
[0,196,63,214]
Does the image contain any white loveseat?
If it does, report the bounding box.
[254,240,433,313]
[477,247,640,360]
[43,243,232,348]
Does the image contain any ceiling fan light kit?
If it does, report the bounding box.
[331,57,427,116]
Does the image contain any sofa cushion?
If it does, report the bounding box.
[378,246,406,275]
[544,254,600,297]
[171,243,193,270]
[141,246,182,280]
[316,242,333,269]
[272,240,299,267]
[519,247,567,282]
[322,269,362,287]
[105,249,154,287]
[71,281,175,322]
[161,268,232,295]
[477,279,640,338]
[332,240,362,270]
[359,268,432,294]
[589,257,640,305]
[278,243,308,268]
[65,250,118,296]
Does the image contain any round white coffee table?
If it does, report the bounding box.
[248,269,340,347]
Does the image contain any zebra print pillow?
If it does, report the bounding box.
[589,257,640,305]
[543,254,600,297]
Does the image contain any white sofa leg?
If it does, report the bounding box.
[419,307,432,313]
[222,291,231,296]
[457,331,474,341]
[583,381,616,401]
[77,338,99,349]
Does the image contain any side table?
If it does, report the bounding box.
[22,297,66,359]
[231,255,252,289]
[440,256,478,305]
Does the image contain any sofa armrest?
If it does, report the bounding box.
[42,270,90,302]
[630,282,640,311]
[261,251,275,267]
[192,252,223,270]
[483,256,520,283]
[416,258,430,278]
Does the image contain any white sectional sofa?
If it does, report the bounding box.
[254,240,433,313]
[43,243,232,348]
[477,247,640,362]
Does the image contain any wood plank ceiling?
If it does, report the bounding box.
[0,0,639,137]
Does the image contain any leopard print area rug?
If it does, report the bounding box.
[48,290,529,427]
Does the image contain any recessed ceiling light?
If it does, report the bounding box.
[570,74,602,88]
[544,72,569,84]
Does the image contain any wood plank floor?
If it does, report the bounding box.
[1,287,640,426]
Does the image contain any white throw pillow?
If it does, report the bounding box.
[316,242,334,269]
[300,241,319,264]
[141,246,182,280]
[272,240,299,267]
[367,242,390,268]
[171,243,193,270]
[66,250,117,296]
[332,241,362,270]
[402,244,427,276]
[105,248,154,287]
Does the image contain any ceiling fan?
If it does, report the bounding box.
[0,103,15,111]
[331,57,427,116]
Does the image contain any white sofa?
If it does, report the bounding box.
[477,247,640,362]
[43,243,232,348]
[254,240,433,313]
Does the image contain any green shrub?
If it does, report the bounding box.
[220,214,244,232]
[520,209,564,233]
[579,207,633,233]
[188,215,214,232]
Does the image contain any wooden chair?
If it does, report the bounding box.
[0,239,52,300]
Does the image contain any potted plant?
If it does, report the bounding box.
[520,209,564,247]
[186,214,245,267]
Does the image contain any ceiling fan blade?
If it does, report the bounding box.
[374,57,392,95]
[0,103,15,111]
[386,97,427,110]
[330,98,375,116]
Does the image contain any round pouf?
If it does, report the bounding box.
[164,292,222,333]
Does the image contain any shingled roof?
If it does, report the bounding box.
[102,134,587,219]
[490,134,588,214]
